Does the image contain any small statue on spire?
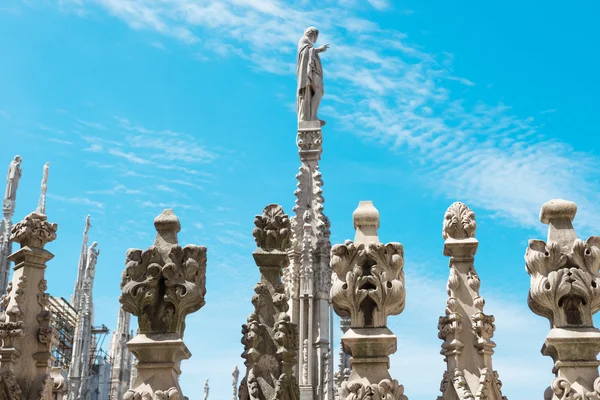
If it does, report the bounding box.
[36,162,49,214]
[4,155,22,206]
[297,27,329,126]
[203,379,209,400]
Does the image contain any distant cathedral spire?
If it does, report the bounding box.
[36,162,49,215]
[72,214,91,307]
[108,307,133,400]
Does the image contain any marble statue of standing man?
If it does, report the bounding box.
[5,155,22,203]
[36,162,50,214]
[297,27,329,126]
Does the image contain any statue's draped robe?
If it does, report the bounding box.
[297,36,324,122]
[5,162,21,201]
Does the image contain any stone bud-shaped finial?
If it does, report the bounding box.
[526,199,600,328]
[119,209,207,336]
[331,201,405,328]
[252,204,291,251]
[442,201,476,240]
[10,212,57,249]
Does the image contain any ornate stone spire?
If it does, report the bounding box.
[69,241,100,400]
[330,201,408,400]
[0,155,23,298]
[108,307,133,400]
[286,118,333,399]
[72,214,91,308]
[120,209,207,400]
[333,316,350,399]
[36,162,49,215]
[203,379,209,400]
[0,211,58,399]
[437,202,507,400]
[525,199,600,399]
[240,204,299,400]
[232,365,239,400]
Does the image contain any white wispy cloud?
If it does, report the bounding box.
[108,148,150,164]
[84,143,104,152]
[48,138,74,145]
[74,117,106,130]
[86,184,142,195]
[48,193,104,209]
[49,0,597,231]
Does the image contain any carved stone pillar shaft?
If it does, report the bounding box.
[437,202,506,400]
[0,211,58,399]
[240,204,299,400]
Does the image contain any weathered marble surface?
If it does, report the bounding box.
[437,202,507,400]
[526,199,600,400]
[120,209,207,400]
[330,201,408,400]
[297,27,329,126]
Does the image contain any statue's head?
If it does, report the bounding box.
[13,155,22,164]
[305,27,319,43]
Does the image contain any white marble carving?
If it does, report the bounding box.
[330,201,408,400]
[437,202,507,400]
[240,204,299,400]
[526,199,600,399]
[120,209,207,400]
[297,28,329,126]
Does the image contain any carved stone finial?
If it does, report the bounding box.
[352,201,380,245]
[526,200,600,328]
[10,212,57,249]
[330,202,408,400]
[252,204,291,251]
[442,202,476,240]
[240,204,299,400]
[120,209,206,336]
[121,210,207,400]
[438,202,505,400]
[153,208,181,249]
[526,199,600,399]
[539,199,578,250]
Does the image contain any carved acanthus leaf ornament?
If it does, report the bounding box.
[330,241,405,328]
[525,236,600,328]
[339,379,408,400]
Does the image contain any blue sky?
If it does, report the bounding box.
[1,0,600,398]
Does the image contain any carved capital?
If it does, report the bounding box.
[10,212,57,249]
[526,236,600,328]
[297,124,322,153]
[119,209,206,336]
[442,202,476,240]
[252,204,291,252]
[331,241,405,328]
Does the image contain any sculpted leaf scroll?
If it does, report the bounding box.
[253,204,291,251]
[525,236,600,328]
[120,244,207,335]
[442,202,476,240]
[331,241,405,328]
